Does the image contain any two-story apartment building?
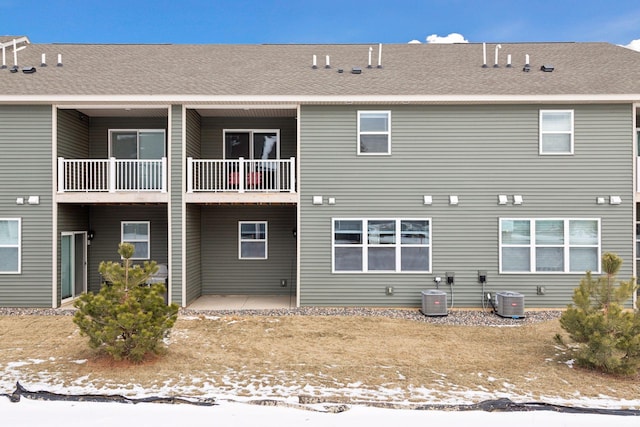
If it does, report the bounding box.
[1,37,639,308]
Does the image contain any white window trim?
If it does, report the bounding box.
[357,110,391,155]
[121,221,151,260]
[499,218,601,274]
[0,218,21,274]
[332,218,431,273]
[108,129,166,158]
[539,110,574,155]
[239,221,268,260]
[223,129,281,160]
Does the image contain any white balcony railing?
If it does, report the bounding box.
[58,157,167,193]
[187,157,296,193]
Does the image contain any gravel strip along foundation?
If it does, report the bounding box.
[0,306,561,326]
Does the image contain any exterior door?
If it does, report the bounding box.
[61,232,87,300]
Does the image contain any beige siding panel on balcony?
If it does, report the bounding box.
[201,205,297,295]
[0,105,53,307]
[298,104,633,308]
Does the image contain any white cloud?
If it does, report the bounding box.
[624,39,640,51]
[408,39,422,44]
[426,33,469,44]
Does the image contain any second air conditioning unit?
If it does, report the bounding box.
[421,290,448,316]
[495,291,525,318]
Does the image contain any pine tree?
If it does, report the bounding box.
[556,252,640,375]
[73,243,179,363]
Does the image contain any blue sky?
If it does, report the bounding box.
[1,0,639,46]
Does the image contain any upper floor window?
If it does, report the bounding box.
[0,218,21,274]
[539,110,574,155]
[239,221,268,259]
[110,130,166,160]
[500,218,600,274]
[121,221,150,260]
[224,130,279,160]
[333,218,430,273]
[358,111,391,155]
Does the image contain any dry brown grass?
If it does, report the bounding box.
[1,314,638,404]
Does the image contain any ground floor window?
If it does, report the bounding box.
[500,218,600,273]
[121,221,150,259]
[0,218,20,274]
[239,221,268,259]
[333,218,430,273]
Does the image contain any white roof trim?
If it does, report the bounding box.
[2,94,640,104]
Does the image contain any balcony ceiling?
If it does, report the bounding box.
[195,108,296,118]
[68,107,296,118]
[73,108,168,118]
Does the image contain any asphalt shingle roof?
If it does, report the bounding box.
[1,41,639,100]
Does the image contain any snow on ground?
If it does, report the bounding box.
[2,312,639,425]
[2,398,639,427]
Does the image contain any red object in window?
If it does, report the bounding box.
[228,172,240,187]
[246,172,262,188]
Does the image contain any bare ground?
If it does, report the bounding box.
[0,311,638,406]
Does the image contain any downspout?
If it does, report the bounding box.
[296,104,301,308]
[634,103,639,309]
[181,105,187,308]
[51,105,58,308]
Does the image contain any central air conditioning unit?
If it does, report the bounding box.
[421,290,448,316]
[495,291,525,318]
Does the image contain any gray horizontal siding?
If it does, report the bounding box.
[0,105,53,307]
[185,110,202,305]
[186,204,202,305]
[170,105,183,305]
[299,104,634,308]
[186,109,201,159]
[201,205,297,295]
[87,206,168,292]
[57,109,89,158]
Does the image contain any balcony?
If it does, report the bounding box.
[186,157,297,204]
[57,157,168,203]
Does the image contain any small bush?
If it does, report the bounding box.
[556,252,640,375]
[73,243,179,363]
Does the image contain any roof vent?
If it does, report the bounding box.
[22,66,36,74]
[541,64,554,72]
[351,67,362,74]
[523,54,531,72]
